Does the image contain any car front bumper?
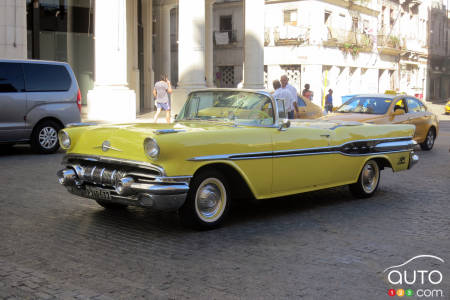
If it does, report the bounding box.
[57,155,190,211]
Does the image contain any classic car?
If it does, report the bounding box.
[295,94,322,119]
[57,89,418,229]
[445,100,450,114]
[320,94,439,150]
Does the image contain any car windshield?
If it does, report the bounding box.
[176,91,275,125]
[336,96,393,115]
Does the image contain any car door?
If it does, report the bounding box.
[0,62,27,142]
[405,97,428,140]
[271,99,331,195]
[389,97,409,124]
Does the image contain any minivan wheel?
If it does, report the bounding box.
[31,120,61,154]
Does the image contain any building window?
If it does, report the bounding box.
[218,66,235,88]
[220,15,232,32]
[283,9,297,26]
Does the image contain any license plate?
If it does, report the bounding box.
[85,185,111,200]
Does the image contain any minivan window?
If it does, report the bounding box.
[23,64,71,92]
[0,62,25,93]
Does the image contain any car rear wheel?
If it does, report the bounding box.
[420,128,435,151]
[31,120,61,154]
[349,159,380,198]
[179,170,231,230]
[96,200,128,209]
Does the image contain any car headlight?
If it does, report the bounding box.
[144,138,160,159]
[58,130,71,149]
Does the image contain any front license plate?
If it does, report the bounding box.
[85,185,111,200]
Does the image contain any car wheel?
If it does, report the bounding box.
[179,170,231,230]
[96,200,128,209]
[420,128,435,151]
[31,120,61,154]
[349,159,380,198]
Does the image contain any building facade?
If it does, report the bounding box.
[1,0,448,121]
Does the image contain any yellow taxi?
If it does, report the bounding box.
[445,100,450,114]
[321,94,439,150]
[295,94,323,119]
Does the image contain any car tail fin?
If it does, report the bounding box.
[77,89,82,112]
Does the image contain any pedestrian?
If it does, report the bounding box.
[237,80,243,89]
[325,89,333,113]
[280,75,299,119]
[153,74,172,123]
[302,83,313,101]
[272,79,292,118]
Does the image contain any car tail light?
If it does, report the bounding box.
[77,89,82,112]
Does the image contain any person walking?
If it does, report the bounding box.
[325,89,333,113]
[302,83,313,101]
[280,75,299,119]
[153,74,172,123]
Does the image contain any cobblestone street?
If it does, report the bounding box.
[0,121,449,300]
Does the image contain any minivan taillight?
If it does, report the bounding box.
[77,89,82,112]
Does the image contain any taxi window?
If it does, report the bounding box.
[406,98,425,113]
[394,99,406,111]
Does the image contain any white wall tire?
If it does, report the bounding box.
[349,159,380,198]
[179,170,231,230]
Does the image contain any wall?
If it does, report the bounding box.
[0,1,27,59]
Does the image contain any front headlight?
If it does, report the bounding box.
[144,137,160,159]
[58,130,71,149]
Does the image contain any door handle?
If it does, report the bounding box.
[320,134,330,138]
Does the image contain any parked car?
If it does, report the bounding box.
[295,94,322,119]
[320,94,439,150]
[445,100,450,114]
[0,59,81,153]
[57,89,418,229]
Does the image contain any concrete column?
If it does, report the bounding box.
[0,0,27,59]
[243,0,265,89]
[142,0,153,110]
[177,0,206,88]
[161,4,172,80]
[205,0,215,87]
[87,0,136,122]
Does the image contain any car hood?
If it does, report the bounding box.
[320,113,386,123]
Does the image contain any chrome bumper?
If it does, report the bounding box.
[408,151,419,169]
[57,160,191,211]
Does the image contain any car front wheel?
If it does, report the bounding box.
[420,128,435,151]
[179,170,231,230]
[349,159,380,198]
[31,120,61,154]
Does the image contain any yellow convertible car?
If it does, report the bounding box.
[57,89,418,229]
[321,94,439,150]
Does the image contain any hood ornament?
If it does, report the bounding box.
[94,141,122,152]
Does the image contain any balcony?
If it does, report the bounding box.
[323,27,374,53]
[214,30,237,46]
[377,35,403,55]
[273,25,310,46]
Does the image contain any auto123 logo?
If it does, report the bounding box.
[383,255,445,298]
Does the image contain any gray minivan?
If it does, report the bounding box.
[0,59,81,153]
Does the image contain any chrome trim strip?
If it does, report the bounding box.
[66,122,99,128]
[154,129,186,134]
[187,136,415,161]
[63,154,165,176]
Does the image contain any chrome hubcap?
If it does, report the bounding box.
[195,178,226,223]
[39,126,58,149]
[426,131,434,148]
[361,161,379,194]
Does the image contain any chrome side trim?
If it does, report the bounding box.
[66,122,99,128]
[63,154,165,176]
[154,129,186,134]
[187,136,415,161]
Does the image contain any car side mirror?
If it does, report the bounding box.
[393,109,405,116]
[278,119,291,131]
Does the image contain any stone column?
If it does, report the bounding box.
[243,0,265,89]
[87,0,136,122]
[177,0,206,88]
[205,0,215,87]
[0,0,27,59]
[161,4,172,80]
[171,0,206,116]
[142,0,153,110]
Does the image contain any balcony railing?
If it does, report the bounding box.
[323,27,374,52]
[377,34,404,54]
[214,30,237,46]
[273,25,310,46]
